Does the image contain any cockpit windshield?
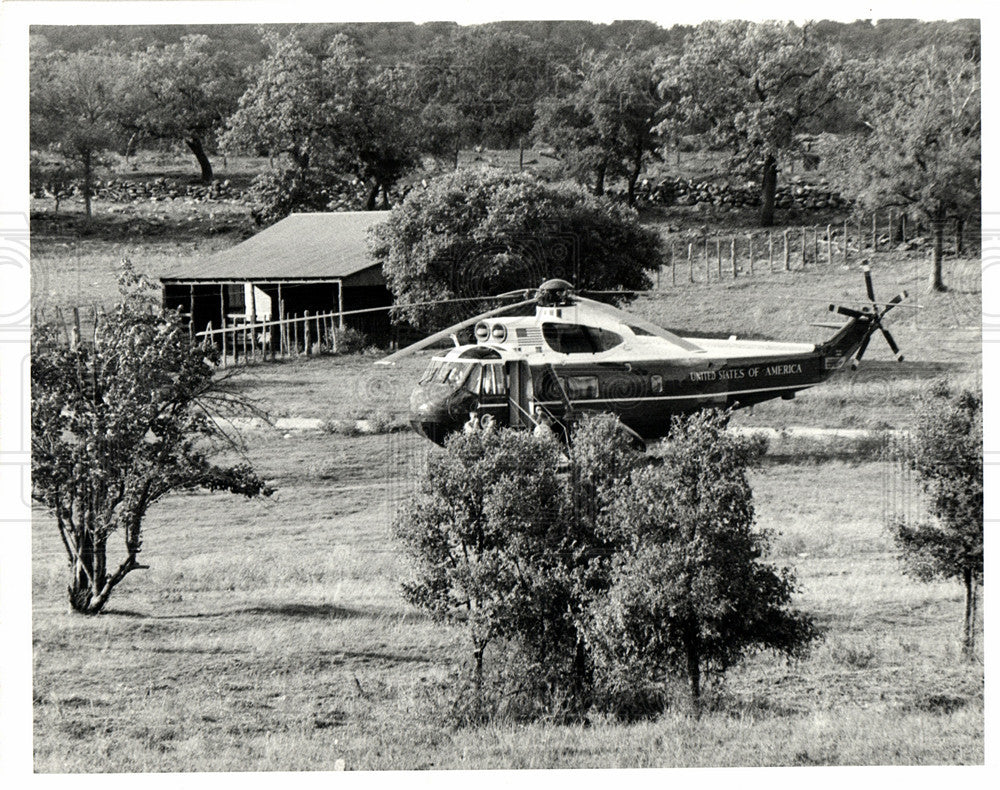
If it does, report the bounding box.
[420,360,474,386]
[419,360,506,396]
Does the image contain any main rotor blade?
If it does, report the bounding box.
[880,291,908,317]
[880,326,904,361]
[575,296,705,353]
[374,297,538,366]
[831,305,866,319]
[863,265,876,303]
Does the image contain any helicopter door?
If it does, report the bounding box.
[506,359,531,428]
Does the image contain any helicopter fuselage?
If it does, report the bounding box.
[408,303,875,445]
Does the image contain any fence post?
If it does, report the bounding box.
[857,216,863,251]
[783,229,790,271]
[800,227,807,267]
[279,300,287,356]
[204,323,212,350]
[716,236,722,279]
[71,307,81,350]
[670,240,676,286]
[249,311,257,360]
[293,315,299,355]
[872,212,878,253]
[730,237,737,278]
[703,237,709,279]
[768,230,774,272]
[687,242,693,283]
[901,213,906,245]
[843,219,849,265]
[747,233,754,275]
[304,310,312,356]
[220,317,227,367]
[812,228,818,264]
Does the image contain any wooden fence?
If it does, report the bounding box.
[654,211,979,288]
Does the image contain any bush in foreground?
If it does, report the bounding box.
[395,411,818,721]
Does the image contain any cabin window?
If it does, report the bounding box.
[651,375,663,393]
[481,364,507,396]
[542,323,623,354]
[563,375,599,399]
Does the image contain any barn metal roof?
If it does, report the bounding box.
[159,211,389,283]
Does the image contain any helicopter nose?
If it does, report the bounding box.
[408,384,476,445]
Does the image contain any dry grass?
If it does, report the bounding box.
[32,435,984,771]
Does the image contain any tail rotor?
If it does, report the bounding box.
[828,263,908,369]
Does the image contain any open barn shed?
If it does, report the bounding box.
[160,211,394,348]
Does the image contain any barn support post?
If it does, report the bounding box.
[304,310,312,356]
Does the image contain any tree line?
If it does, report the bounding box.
[30,20,979,287]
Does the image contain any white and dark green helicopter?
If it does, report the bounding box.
[376,268,908,446]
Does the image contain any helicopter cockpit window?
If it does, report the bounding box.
[463,365,482,395]
[542,323,623,354]
[419,361,443,384]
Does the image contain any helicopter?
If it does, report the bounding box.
[375,267,909,446]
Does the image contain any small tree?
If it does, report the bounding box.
[834,46,980,291]
[369,168,662,332]
[587,411,818,708]
[534,48,666,206]
[893,382,982,657]
[31,266,271,614]
[129,34,246,183]
[30,46,131,220]
[394,416,644,719]
[664,21,841,226]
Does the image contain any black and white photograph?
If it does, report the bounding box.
[0,0,991,780]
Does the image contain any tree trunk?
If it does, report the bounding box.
[759,154,778,227]
[929,219,946,291]
[594,164,606,197]
[685,639,701,711]
[82,151,93,221]
[962,569,977,659]
[519,137,525,170]
[364,181,379,211]
[955,217,965,256]
[186,136,213,184]
[379,184,390,210]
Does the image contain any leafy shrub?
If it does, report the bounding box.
[334,327,369,355]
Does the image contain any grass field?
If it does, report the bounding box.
[32,433,984,770]
[29,162,984,770]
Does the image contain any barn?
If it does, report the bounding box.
[160,211,394,347]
